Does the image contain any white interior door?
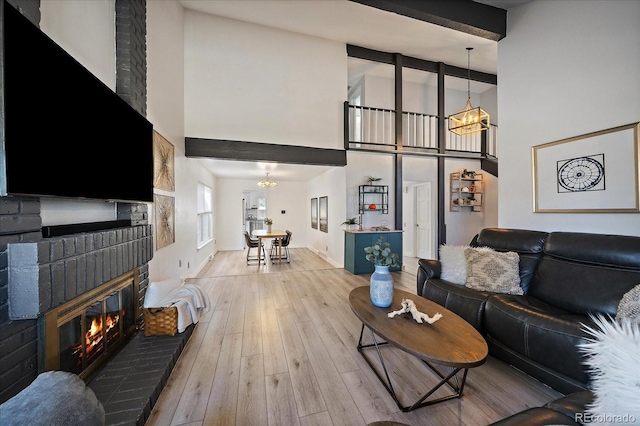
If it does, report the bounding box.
[416,183,433,259]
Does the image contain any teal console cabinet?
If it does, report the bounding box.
[344,230,402,275]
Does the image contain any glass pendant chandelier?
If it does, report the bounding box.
[257,172,278,188]
[448,47,490,135]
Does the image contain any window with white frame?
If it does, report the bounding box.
[197,182,213,248]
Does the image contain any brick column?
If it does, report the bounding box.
[0,196,41,403]
[115,0,147,117]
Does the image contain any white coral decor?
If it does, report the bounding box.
[580,315,640,425]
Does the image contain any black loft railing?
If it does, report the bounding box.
[346,103,498,158]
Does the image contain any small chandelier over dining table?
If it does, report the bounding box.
[257,172,278,188]
[448,47,490,136]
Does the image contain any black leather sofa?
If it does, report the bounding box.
[417,228,640,396]
[491,390,594,425]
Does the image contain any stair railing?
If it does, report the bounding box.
[346,102,498,158]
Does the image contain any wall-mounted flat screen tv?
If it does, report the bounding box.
[1,1,154,203]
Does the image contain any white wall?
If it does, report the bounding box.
[183,11,346,149]
[146,0,216,282]
[307,167,347,267]
[41,0,116,89]
[361,73,491,118]
[217,179,309,251]
[498,0,640,236]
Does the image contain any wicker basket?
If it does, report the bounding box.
[143,307,178,336]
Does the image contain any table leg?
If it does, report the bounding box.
[258,237,262,267]
[279,238,283,265]
[356,323,469,412]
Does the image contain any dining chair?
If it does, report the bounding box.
[270,230,292,263]
[243,231,266,264]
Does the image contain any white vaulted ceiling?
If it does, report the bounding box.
[178,0,524,181]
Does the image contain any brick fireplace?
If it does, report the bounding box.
[0,196,152,403]
[40,269,140,382]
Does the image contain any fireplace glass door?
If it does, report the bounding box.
[58,315,82,375]
[43,270,139,381]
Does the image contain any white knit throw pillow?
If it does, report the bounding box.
[464,248,523,295]
[617,284,640,325]
[580,315,640,425]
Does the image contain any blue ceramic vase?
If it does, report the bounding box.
[370,265,394,307]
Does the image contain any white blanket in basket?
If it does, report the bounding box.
[155,284,211,332]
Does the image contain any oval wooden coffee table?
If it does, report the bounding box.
[349,286,488,412]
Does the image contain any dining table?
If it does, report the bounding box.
[252,229,287,266]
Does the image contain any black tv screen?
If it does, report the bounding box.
[1,2,154,203]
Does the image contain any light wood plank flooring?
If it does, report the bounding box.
[147,248,561,426]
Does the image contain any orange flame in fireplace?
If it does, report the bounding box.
[85,313,120,355]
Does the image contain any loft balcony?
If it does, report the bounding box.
[345,103,498,161]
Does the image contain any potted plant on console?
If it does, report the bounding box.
[364,237,399,308]
[341,217,359,231]
[264,218,273,233]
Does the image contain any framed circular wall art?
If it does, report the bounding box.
[532,122,639,213]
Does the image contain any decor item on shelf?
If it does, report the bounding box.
[369,203,377,210]
[388,299,442,324]
[366,176,382,185]
[448,48,490,135]
[364,237,399,308]
[264,217,273,232]
[462,169,476,179]
[450,171,484,212]
[257,172,278,188]
[341,218,358,230]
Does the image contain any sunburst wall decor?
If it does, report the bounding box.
[153,131,175,191]
[155,194,175,249]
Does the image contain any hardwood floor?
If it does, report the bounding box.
[146,248,561,426]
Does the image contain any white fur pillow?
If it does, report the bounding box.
[580,315,640,423]
[439,245,469,285]
[464,248,523,295]
[439,245,494,285]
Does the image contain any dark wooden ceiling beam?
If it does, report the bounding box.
[185,137,347,167]
[347,45,497,85]
[349,0,507,41]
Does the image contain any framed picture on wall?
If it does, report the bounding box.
[311,198,318,229]
[319,196,328,233]
[153,131,175,191]
[532,122,639,213]
[154,194,175,249]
